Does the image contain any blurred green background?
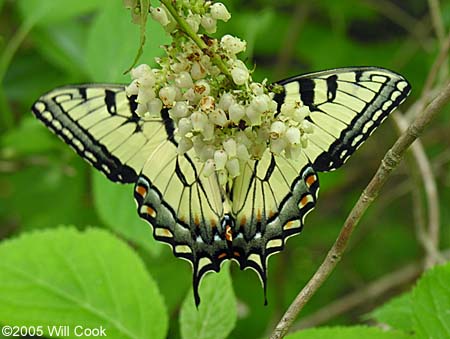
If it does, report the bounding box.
[1,0,449,338]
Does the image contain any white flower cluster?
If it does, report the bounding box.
[126,1,314,186]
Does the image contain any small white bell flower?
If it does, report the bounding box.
[150,7,170,26]
[210,3,231,22]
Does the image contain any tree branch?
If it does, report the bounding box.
[393,113,444,267]
[269,81,450,339]
[291,247,450,329]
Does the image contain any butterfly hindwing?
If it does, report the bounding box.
[274,67,411,172]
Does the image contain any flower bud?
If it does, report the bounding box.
[159,86,177,106]
[210,3,231,22]
[203,159,215,177]
[226,158,240,178]
[177,137,193,154]
[286,127,300,145]
[150,7,170,26]
[245,105,261,126]
[191,112,208,132]
[302,120,314,134]
[218,92,234,111]
[191,62,206,80]
[229,103,245,123]
[147,98,163,116]
[186,13,201,33]
[270,121,286,139]
[175,71,194,89]
[131,64,151,79]
[126,80,139,96]
[178,117,192,136]
[169,101,189,119]
[231,67,249,86]
[271,138,287,155]
[223,138,237,158]
[217,169,228,186]
[209,109,228,127]
[214,150,227,170]
[194,80,210,96]
[220,35,246,54]
[199,96,215,112]
[201,15,217,34]
[236,144,250,161]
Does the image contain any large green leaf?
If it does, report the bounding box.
[412,263,450,339]
[368,293,414,332]
[179,264,237,339]
[285,326,411,339]
[0,155,95,230]
[92,171,163,256]
[85,0,169,83]
[0,227,168,339]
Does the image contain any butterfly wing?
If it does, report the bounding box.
[273,67,411,171]
[32,84,226,306]
[229,67,410,298]
[134,143,226,306]
[31,85,170,183]
[230,152,319,299]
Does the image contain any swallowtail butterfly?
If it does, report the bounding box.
[32,67,410,305]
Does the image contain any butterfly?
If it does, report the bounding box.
[32,67,410,306]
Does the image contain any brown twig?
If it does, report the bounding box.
[393,113,443,267]
[421,31,450,101]
[274,2,309,79]
[269,82,450,339]
[428,0,446,46]
[290,247,450,329]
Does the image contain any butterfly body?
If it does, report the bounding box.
[32,67,410,305]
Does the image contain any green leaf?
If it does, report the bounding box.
[85,0,169,83]
[30,22,90,77]
[16,0,104,26]
[0,227,168,339]
[412,263,450,339]
[285,326,412,339]
[92,171,163,256]
[179,264,237,339]
[369,293,414,332]
[0,156,95,230]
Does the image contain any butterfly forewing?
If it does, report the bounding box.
[31,85,169,183]
[274,67,411,172]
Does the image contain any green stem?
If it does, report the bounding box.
[159,0,234,83]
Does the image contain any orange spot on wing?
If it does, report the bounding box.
[285,221,294,229]
[210,219,217,227]
[268,210,275,219]
[194,215,200,226]
[218,252,227,259]
[299,195,310,208]
[146,206,156,218]
[306,175,316,187]
[161,228,172,237]
[225,225,233,242]
[233,251,240,257]
[240,216,247,226]
[256,209,262,222]
[136,185,147,198]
